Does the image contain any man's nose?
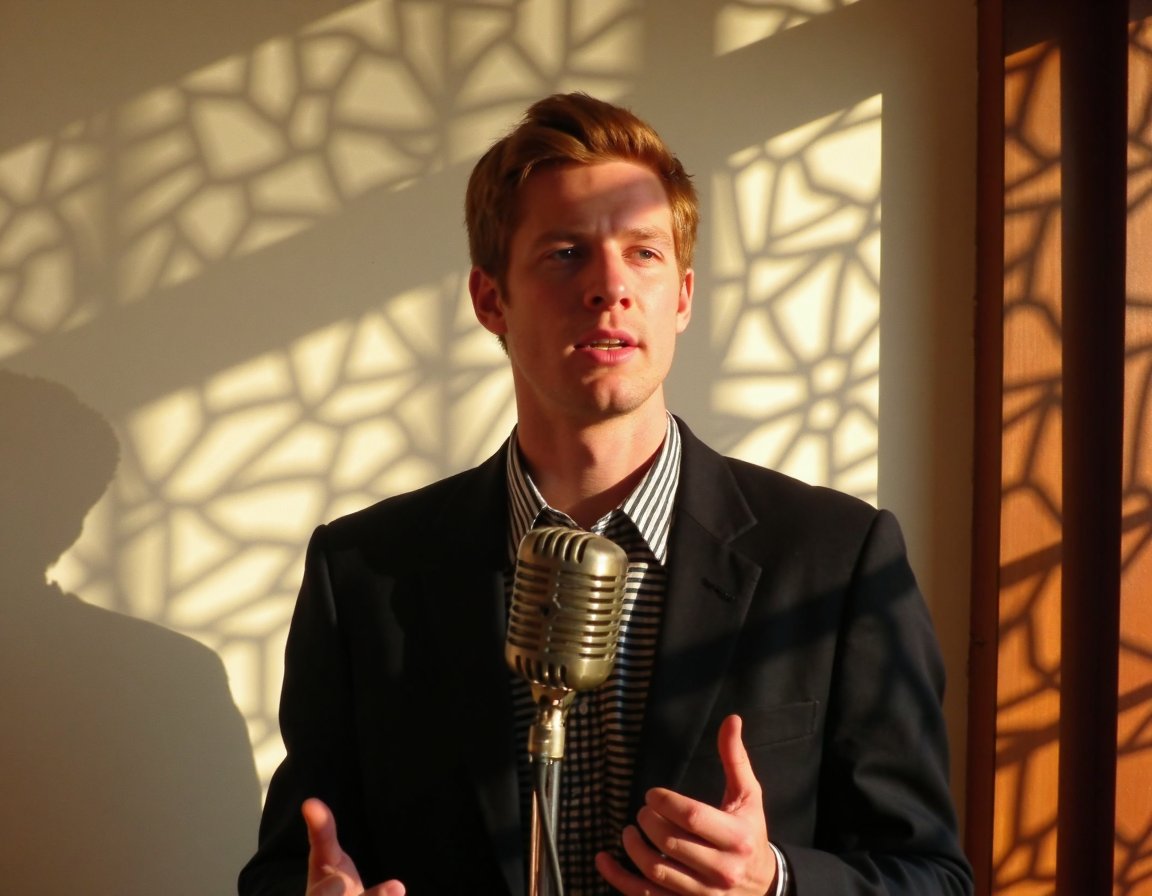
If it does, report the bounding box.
[582,251,633,310]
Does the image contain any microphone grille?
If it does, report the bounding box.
[506,526,628,693]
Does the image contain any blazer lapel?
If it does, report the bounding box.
[418,445,525,896]
[631,421,763,806]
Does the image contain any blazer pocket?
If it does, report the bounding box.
[739,700,819,748]
[683,702,821,804]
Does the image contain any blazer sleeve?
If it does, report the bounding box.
[782,509,973,895]
[237,524,370,896]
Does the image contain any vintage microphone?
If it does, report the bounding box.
[505,526,628,896]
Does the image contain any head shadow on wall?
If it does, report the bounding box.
[0,368,260,896]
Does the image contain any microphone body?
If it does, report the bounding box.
[505,526,628,760]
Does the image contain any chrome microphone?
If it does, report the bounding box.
[505,526,628,760]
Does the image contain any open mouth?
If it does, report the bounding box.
[578,338,630,349]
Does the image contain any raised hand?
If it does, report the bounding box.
[303,798,406,896]
[595,715,778,895]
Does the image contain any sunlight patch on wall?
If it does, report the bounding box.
[50,280,512,784]
[0,121,105,357]
[710,94,881,502]
[0,0,642,361]
[714,0,862,55]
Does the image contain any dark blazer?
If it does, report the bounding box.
[239,421,972,895]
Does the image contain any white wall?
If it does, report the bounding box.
[0,0,975,890]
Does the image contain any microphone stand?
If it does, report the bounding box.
[530,757,562,896]
[528,692,573,896]
[506,526,629,896]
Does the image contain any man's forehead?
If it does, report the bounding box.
[514,160,673,228]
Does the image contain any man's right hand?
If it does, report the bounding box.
[303,798,406,896]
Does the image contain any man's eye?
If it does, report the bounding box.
[551,247,579,261]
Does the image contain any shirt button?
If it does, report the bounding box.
[577,701,589,715]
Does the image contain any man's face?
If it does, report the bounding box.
[470,160,693,431]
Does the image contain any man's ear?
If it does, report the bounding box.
[469,267,508,337]
[675,268,694,334]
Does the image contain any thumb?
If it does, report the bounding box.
[303,797,365,895]
[718,714,760,813]
[303,798,343,870]
[311,878,352,896]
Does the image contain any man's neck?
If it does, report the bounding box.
[514,408,670,529]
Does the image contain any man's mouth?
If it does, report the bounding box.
[578,338,629,349]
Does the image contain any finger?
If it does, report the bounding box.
[636,803,727,880]
[640,800,770,890]
[303,797,369,896]
[718,714,761,812]
[595,849,655,896]
[619,823,708,894]
[365,883,407,896]
[302,798,345,873]
[644,787,742,851]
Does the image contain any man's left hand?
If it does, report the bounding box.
[595,714,778,896]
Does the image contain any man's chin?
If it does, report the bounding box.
[573,385,665,424]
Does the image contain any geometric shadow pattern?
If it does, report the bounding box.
[0,0,645,358]
[712,95,881,502]
[53,285,514,782]
[993,38,1063,895]
[21,0,886,792]
[713,0,862,54]
[25,0,645,787]
[1117,16,1152,896]
[987,14,1152,895]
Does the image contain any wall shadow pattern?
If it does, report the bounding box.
[1117,15,1152,895]
[2,0,900,783]
[977,6,1152,894]
[0,1,977,891]
[993,37,1063,895]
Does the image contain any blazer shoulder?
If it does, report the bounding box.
[676,417,879,536]
[724,455,878,526]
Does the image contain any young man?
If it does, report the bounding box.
[239,93,972,896]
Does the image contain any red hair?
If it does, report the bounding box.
[465,93,698,285]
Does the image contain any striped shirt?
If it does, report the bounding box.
[506,415,680,895]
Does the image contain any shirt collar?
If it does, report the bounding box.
[505,414,682,565]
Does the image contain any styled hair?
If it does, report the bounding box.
[465,92,698,285]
